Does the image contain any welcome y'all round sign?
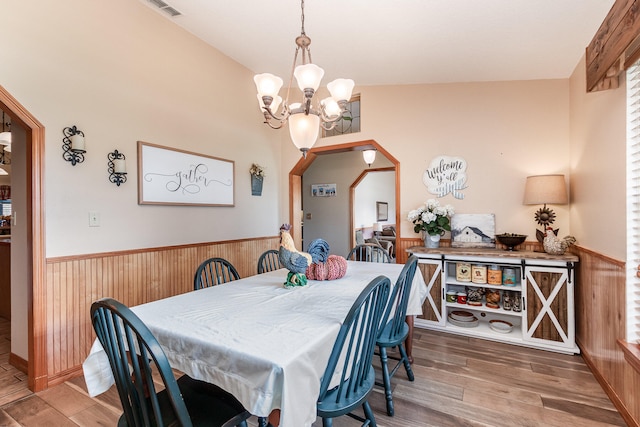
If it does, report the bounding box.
[423,155,468,199]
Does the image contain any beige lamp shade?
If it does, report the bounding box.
[523,174,568,205]
[373,222,383,232]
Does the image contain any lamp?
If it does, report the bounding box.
[0,113,11,176]
[362,149,376,167]
[373,222,383,237]
[62,125,86,165]
[0,111,10,147]
[254,0,355,158]
[523,174,568,242]
[107,150,127,186]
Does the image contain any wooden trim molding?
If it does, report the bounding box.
[9,353,28,375]
[0,85,47,392]
[619,339,640,374]
[586,0,640,92]
[289,139,401,250]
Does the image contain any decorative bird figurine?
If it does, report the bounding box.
[543,226,576,255]
[278,224,330,287]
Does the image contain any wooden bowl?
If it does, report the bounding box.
[495,233,527,251]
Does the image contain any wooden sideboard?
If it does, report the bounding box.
[408,246,579,354]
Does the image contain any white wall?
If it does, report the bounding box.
[569,55,626,260]
[10,125,27,358]
[354,171,395,229]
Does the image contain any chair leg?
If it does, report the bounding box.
[398,344,415,381]
[362,401,377,427]
[322,417,333,427]
[378,346,394,416]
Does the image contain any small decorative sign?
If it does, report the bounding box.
[311,183,336,197]
[137,141,234,206]
[423,156,468,199]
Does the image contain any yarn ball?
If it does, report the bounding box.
[305,255,348,280]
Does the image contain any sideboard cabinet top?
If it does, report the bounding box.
[407,246,578,262]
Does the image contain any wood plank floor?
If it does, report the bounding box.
[0,318,628,426]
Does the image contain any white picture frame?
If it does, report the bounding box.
[451,213,496,248]
[311,183,337,197]
[137,141,234,206]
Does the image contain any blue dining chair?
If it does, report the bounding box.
[257,249,282,274]
[375,255,418,416]
[317,275,391,427]
[346,243,392,263]
[90,297,251,427]
[194,257,240,290]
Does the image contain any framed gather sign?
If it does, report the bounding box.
[137,141,234,206]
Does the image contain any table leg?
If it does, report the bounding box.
[405,315,414,364]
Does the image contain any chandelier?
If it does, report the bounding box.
[254,0,355,158]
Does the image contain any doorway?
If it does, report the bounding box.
[0,85,46,391]
[288,139,400,255]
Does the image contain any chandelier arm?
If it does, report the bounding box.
[320,120,339,131]
[262,105,290,122]
[318,105,345,124]
[262,107,291,129]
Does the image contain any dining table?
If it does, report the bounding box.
[83,260,427,427]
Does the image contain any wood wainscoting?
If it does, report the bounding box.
[574,246,640,427]
[44,236,279,387]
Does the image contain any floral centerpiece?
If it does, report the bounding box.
[408,199,454,247]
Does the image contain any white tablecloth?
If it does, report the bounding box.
[83,260,426,427]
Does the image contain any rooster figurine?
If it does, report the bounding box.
[543,226,576,255]
[278,224,329,287]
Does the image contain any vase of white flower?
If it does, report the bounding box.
[407,199,455,248]
[250,163,265,196]
[425,233,441,248]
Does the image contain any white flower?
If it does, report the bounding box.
[407,209,421,221]
[250,163,265,178]
[407,198,455,236]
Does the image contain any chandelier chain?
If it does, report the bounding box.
[300,0,306,35]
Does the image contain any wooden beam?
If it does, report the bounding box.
[586,0,640,92]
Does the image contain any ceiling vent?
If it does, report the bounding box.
[147,0,182,17]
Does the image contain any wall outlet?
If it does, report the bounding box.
[89,211,100,227]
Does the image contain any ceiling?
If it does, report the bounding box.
[139,0,615,86]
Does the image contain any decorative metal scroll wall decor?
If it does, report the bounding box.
[108,150,127,186]
[62,125,86,165]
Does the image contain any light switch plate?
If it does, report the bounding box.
[89,211,100,227]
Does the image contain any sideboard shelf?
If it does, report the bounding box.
[408,246,579,354]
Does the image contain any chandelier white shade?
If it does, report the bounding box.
[289,111,320,151]
[254,0,355,157]
[362,149,376,166]
[0,132,10,146]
